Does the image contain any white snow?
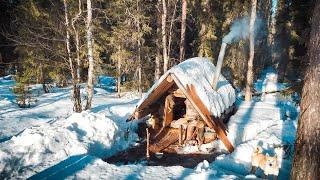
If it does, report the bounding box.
[0,110,139,179]
[136,57,236,118]
[210,68,298,179]
[0,67,299,179]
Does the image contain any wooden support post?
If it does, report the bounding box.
[146,128,150,159]
[179,125,183,145]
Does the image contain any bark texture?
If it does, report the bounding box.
[117,49,121,98]
[161,0,168,73]
[155,2,162,81]
[179,0,187,62]
[63,0,82,112]
[137,0,142,98]
[291,1,320,179]
[85,0,94,110]
[245,0,257,102]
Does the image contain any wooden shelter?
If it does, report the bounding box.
[127,57,236,154]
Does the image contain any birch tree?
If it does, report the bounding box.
[137,0,142,98]
[63,0,82,112]
[85,0,94,110]
[244,0,257,102]
[179,0,187,62]
[161,0,169,73]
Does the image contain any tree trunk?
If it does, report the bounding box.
[161,0,168,73]
[137,0,142,98]
[291,1,320,179]
[85,0,94,110]
[167,0,177,61]
[179,0,187,62]
[117,46,121,98]
[72,0,82,84]
[155,24,161,81]
[244,0,257,102]
[63,0,82,112]
[155,2,162,81]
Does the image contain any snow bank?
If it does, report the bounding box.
[0,111,138,179]
[210,68,299,179]
[137,57,236,118]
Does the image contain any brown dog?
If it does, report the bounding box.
[250,146,279,179]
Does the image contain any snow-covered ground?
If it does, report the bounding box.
[0,68,299,179]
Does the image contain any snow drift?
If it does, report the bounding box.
[0,111,137,179]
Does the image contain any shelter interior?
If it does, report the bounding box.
[135,82,235,154]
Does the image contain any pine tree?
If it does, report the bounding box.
[291,0,320,178]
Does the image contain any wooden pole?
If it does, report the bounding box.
[146,128,150,159]
[179,125,183,145]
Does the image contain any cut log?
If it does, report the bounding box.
[204,132,217,144]
[170,88,186,98]
[186,84,234,152]
[149,128,179,153]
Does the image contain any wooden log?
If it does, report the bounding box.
[146,128,150,159]
[171,88,186,98]
[149,128,179,153]
[154,94,175,138]
[139,74,174,108]
[179,125,183,145]
[186,125,195,140]
[186,84,234,152]
[204,132,217,144]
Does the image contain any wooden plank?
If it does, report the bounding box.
[186,84,234,152]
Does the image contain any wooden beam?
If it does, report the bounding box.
[186,84,234,152]
[139,74,174,110]
[128,74,175,121]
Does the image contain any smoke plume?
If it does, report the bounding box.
[223,17,262,43]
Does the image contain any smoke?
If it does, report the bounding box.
[223,17,263,43]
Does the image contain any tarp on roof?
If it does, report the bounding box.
[137,57,236,118]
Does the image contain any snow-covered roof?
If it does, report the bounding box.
[136,57,236,118]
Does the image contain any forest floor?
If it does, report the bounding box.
[0,68,299,179]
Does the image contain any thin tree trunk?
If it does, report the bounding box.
[137,0,142,98]
[63,0,81,112]
[291,0,320,179]
[179,0,187,62]
[167,0,177,60]
[245,0,257,102]
[155,23,161,81]
[117,46,121,98]
[72,0,82,84]
[155,2,162,81]
[161,0,168,73]
[85,0,94,110]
